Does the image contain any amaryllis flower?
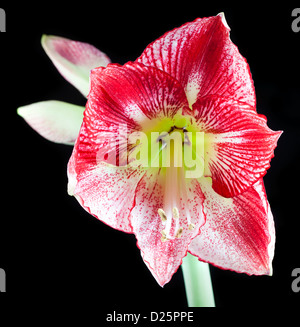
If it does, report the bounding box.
[17,35,110,144]
[67,13,281,286]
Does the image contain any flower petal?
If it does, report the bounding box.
[68,159,145,233]
[188,178,275,275]
[193,95,282,197]
[137,13,255,108]
[68,62,189,233]
[80,62,189,167]
[130,169,205,286]
[67,119,145,234]
[88,62,189,127]
[17,100,84,145]
[42,35,111,97]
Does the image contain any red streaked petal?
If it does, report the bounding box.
[188,178,275,275]
[81,62,189,168]
[68,151,145,233]
[137,14,255,107]
[42,35,111,97]
[88,62,189,127]
[67,119,145,233]
[130,168,205,287]
[193,95,282,197]
[68,62,189,233]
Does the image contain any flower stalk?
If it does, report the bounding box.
[182,253,215,307]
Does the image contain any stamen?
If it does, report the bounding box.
[160,229,169,242]
[188,223,195,230]
[172,207,179,220]
[158,208,167,222]
[161,229,167,237]
[158,132,197,243]
[175,227,183,238]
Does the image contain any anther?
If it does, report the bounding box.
[161,229,167,237]
[160,229,169,242]
[175,227,183,238]
[172,207,179,220]
[188,223,195,231]
[158,208,167,222]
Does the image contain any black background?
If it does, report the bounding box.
[1,0,300,317]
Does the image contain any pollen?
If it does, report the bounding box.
[158,208,167,222]
[172,207,179,220]
[175,227,183,238]
[161,230,168,242]
[161,229,167,237]
[188,223,195,230]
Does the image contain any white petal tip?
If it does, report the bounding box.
[41,33,47,45]
[67,178,76,196]
[218,12,230,30]
[67,185,74,196]
[267,265,273,276]
[41,34,55,50]
[17,106,25,118]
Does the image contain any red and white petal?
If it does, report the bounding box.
[67,118,144,233]
[137,13,255,108]
[130,168,205,287]
[73,61,188,174]
[70,62,189,179]
[68,62,189,233]
[42,35,111,97]
[17,100,84,145]
[88,62,189,130]
[82,62,189,167]
[193,95,282,198]
[188,178,275,275]
[68,150,145,233]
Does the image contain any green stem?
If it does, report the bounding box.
[181,253,215,307]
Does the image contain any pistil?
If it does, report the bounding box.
[154,122,197,242]
[158,165,195,242]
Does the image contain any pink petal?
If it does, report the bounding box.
[42,35,111,97]
[137,13,255,108]
[193,95,282,198]
[188,178,275,275]
[130,169,205,286]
